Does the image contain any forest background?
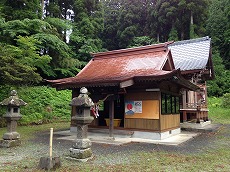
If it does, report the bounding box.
[0,0,229,125]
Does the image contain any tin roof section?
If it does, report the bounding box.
[169,36,211,71]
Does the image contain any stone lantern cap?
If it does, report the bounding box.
[70,87,94,107]
[0,90,27,106]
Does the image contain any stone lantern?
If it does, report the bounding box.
[0,90,27,148]
[69,87,94,161]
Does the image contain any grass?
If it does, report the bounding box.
[208,97,230,124]
[0,122,70,142]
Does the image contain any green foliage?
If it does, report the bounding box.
[11,86,71,125]
[0,19,54,45]
[0,0,41,21]
[0,86,12,127]
[207,51,230,96]
[155,0,208,41]
[0,86,71,126]
[207,0,230,69]
[101,0,209,49]
[208,97,230,124]
[128,36,156,48]
[70,0,105,62]
[0,18,83,82]
[168,27,179,41]
[222,93,230,108]
[44,17,72,40]
[0,40,45,85]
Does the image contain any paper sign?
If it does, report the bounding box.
[125,101,142,114]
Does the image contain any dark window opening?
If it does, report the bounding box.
[13,108,18,113]
[161,93,180,114]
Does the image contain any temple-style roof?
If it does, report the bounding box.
[169,36,214,79]
[48,42,198,90]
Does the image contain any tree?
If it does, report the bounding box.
[0,0,41,21]
[100,0,122,50]
[206,0,230,69]
[154,0,178,42]
[0,18,82,80]
[73,0,104,38]
[168,26,179,41]
[128,36,156,48]
[100,0,156,49]
[207,51,230,96]
[117,0,155,48]
[154,0,209,42]
[0,36,50,85]
[69,0,105,61]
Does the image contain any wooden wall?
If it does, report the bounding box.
[124,91,160,130]
[124,118,160,130]
[125,91,159,100]
[160,114,180,131]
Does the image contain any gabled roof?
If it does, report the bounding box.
[48,42,188,89]
[48,42,199,91]
[169,36,213,75]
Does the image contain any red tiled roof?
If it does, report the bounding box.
[47,42,198,90]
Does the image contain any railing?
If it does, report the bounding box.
[182,103,207,109]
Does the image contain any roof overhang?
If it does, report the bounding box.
[47,69,199,91]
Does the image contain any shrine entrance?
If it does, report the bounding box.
[91,94,125,128]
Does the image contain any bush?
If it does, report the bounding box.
[222,93,230,108]
[0,86,72,126]
[0,86,12,127]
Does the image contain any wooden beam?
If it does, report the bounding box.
[120,79,134,88]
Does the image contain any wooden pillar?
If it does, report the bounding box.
[197,105,201,123]
[182,90,187,122]
[183,111,187,122]
[182,90,186,109]
[109,100,114,138]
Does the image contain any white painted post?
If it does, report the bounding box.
[49,128,53,159]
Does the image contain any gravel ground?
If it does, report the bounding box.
[0,124,229,170]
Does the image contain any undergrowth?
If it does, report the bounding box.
[208,96,230,124]
[0,86,71,126]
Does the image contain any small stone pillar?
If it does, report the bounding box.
[69,87,94,161]
[0,90,27,148]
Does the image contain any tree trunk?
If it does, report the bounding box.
[190,11,195,39]
[157,33,160,42]
[41,0,44,19]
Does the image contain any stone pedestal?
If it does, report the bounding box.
[0,90,27,148]
[68,87,94,161]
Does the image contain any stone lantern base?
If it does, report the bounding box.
[69,147,93,161]
[0,139,21,148]
[68,138,93,162]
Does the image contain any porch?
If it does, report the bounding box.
[180,103,209,123]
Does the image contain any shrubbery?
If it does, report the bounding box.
[0,86,72,126]
[222,93,230,108]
